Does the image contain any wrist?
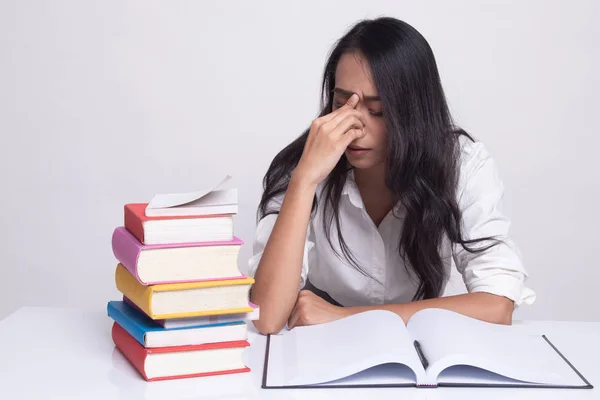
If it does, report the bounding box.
[336,306,357,319]
[289,170,318,193]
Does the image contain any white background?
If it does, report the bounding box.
[1,0,598,322]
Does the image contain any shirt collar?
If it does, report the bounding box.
[342,169,364,209]
[342,169,406,217]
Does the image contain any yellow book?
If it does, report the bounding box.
[115,264,255,319]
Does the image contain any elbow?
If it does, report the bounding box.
[470,292,515,325]
[249,292,289,335]
[489,294,515,325]
[252,317,286,335]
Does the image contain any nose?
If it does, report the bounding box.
[356,104,369,128]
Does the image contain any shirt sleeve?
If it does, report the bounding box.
[247,192,314,290]
[453,141,536,307]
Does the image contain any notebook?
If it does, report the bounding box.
[262,309,593,389]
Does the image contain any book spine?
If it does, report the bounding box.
[107,302,147,346]
[115,264,155,318]
[112,227,144,283]
[124,205,145,244]
[112,322,150,380]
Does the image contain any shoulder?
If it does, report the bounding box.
[457,133,492,172]
[455,133,504,202]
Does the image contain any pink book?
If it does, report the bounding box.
[111,227,245,285]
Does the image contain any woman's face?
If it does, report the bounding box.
[332,51,387,170]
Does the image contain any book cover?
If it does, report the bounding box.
[107,301,245,347]
[111,226,244,285]
[111,322,250,381]
[124,203,233,244]
[122,296,258,328]
[114,264,255,319]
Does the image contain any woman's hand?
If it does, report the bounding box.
[287,290,349,329]
[293,93,367,186]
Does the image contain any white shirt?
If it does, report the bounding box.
[248,137,536,307]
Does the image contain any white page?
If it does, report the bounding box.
[161,305,259,329]
[316,363,417,386]
[180,188,238,207]
[145,189,238,217]
[407,308,587,386]
[437,365,548,386]
[146,175,232,209]
[265,310,426,387]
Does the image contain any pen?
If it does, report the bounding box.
[413,340,429,370]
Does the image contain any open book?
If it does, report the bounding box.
[145,175,237,217]
[262,309,592,389]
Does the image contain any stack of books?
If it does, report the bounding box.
[107,179,259,381]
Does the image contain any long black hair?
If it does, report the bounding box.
[258,17,497,301]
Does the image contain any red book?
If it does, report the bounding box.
[124,203,234,245]
[111,322,250,381]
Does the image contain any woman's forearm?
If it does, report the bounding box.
[341,292,515,325]
[250,173,317,334]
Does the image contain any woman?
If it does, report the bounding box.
[248,17,535,335]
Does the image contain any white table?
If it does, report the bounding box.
[0,307,597,399]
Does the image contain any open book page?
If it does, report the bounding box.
[265,310,426,387]
[407,309,587,386]
[184,188,237,206]
[146,175,233,211]
[436,365,553,386]
[316,363,418,387]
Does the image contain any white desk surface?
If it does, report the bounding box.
[0,307,597,400]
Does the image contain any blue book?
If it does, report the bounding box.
[107,301,247,348]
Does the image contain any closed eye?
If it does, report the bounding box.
[333,102,383,117]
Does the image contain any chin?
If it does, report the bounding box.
[346,157,380,170]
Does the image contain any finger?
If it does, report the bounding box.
[319,93,360,123]
[310,97,361,136]
[322,108,366,135]
[330,115,365,138]
[287,301,301,329]
[288,307,301,329]
[339,128,367,148]
[295,315,308,328]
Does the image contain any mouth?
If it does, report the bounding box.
[347,146,369,151]
[345,146,371,156]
